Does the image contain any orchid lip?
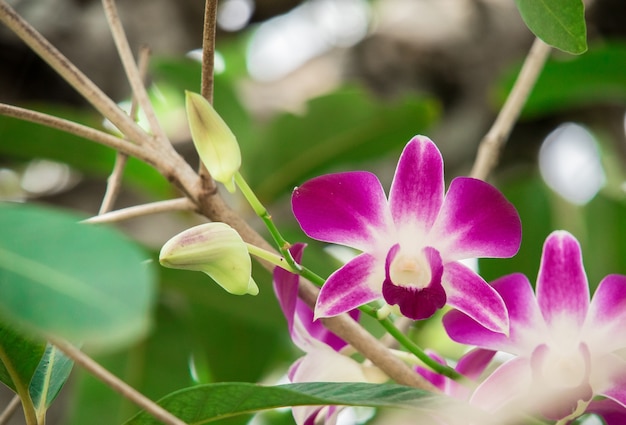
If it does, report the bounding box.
[382,244,445,320]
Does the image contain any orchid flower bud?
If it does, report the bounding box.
[185,91,241,192]
[160,222,258,296]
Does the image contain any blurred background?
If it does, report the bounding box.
[0,0,625,424]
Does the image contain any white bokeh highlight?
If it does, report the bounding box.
[539,123,605,205]
[246,0,369,81]
[217,0,255,32]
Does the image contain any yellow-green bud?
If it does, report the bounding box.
[159,222,258,296]
[185,91,241,192]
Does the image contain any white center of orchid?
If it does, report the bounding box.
[389,249,431,289]
[541,346,586,388]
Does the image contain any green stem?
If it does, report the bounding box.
[246,243,297,272]
[236,172,328,289]
[235,172,300,269]
[0,346,39,425]
[359,305,464,382]
[245,243,327,288]
[299,266,326,287]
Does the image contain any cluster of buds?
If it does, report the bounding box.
[159,92,256,295]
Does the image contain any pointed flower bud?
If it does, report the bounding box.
[185,91,241,192]
[160,222,258,296]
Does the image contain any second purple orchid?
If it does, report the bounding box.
[291,135,521,333]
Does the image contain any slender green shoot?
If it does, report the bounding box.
[359,304,464,382]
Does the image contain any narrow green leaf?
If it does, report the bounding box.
[0,202,156,351]
[124,382,477,425]
[514,0,587,54]
[30,343,74,419]
[0,323,46,394]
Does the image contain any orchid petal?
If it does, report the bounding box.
[595,355,626,407]
[389,136,444,238]
[290,347,371,384]
[443,262,508,335]
[273,243,307,336]
[382,245,445,320]
[428,177,521,262]
[290,349,368,425]
[470,357,531,413]
[444,273,544,354]
[455,348,496,381]
[449,349,496,400]
[298,300,358,352]
[315,253,382,318]
[292,172,394,252]
[415,351,447,391]
[536,231,589,328]
[530,343,593,420]
[586,399,626,425]
[493,273,548,352]
[585,274,626,353]
[274,243,356,352]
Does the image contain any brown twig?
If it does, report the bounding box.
[99,153,129,214]
[50,338,188,425]
[0,103,149,160]
[99,45,152,214]
[201,0,218,103]
[101,0,167,145]
[196,0,220,212]
[470,37,552,180]
[0,395,21,425]
[0,0,147,146]
[86,198,194,224]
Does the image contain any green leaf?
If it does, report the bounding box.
[30,343,74,419]
[124,382,471,425]
[479,173,553,283]
[0,202,156,351]
[514,0,587,54]
[246,85,440,202]
[495,43,626,118]
[0,323,46,394]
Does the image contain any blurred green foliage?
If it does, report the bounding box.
[0,15,625,425]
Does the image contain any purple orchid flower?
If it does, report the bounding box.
[273,244,386,425]
[291,135,521,332]
[444,230,626,422]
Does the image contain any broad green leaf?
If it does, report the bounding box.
[65,263,290,425]
[246,85,440,202]
[0,202,156,351]
[514,0,587,54]
[495,43,626,118]
[479,173,553,283]
[30,343,74,419]
[584,193,626,285]
[0,323,46,394]
[124,382,473,425]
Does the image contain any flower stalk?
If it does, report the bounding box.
[359,304,464,381]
